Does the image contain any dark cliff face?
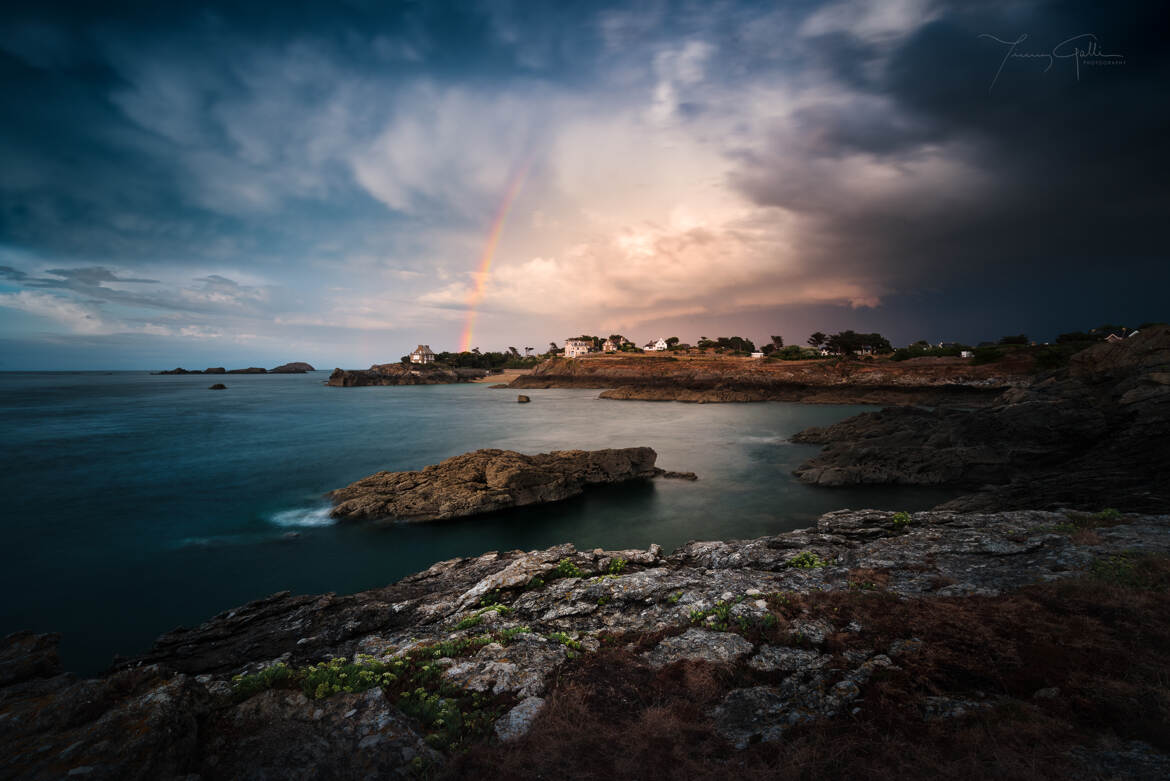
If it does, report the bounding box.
[327,364,487,386]
[792,327,1170,512]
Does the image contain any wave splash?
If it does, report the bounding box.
[269,505,335,527]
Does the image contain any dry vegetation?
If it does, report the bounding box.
[446,555,1170,780]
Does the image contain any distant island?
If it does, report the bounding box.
[155,362,316,375]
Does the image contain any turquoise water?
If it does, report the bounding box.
[0,372,955,674]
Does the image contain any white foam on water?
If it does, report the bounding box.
[268,505,336,527]
[739,434,788,444]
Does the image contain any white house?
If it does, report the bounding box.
[1105,333,1125,344]
[564,338,593,358]
[960,350,974,358]
[602,337,620,353]
[819,346,834,356]
[750,351,765,359]
[644,338,669,351]
[409,344,436,364]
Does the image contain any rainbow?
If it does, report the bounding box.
[458,160,531,352]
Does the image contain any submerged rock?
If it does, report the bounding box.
[209,383,227,390]
[328,447,663,523]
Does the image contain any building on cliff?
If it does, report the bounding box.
[564,339,594,358]
[409,345,436,364]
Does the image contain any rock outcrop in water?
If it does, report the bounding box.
[156,363,315,375]
[328,447,665,523]
[3,508,1168,779]
[510,354,1033,406]
[792,327,1170,512]
[270,362,316,373]
[326,363,487,387]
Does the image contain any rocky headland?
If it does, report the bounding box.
[792,327,1170,513]
[326,363,488,387]
[3,508,1168,779]
[328,447,692,524]
[510,354,1033,406]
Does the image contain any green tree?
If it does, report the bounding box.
[808,332,827,348]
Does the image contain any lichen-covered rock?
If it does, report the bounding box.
[643,629,754,668]
[748,645,830,673]
[328,448,662,523]
[494,696,545,742]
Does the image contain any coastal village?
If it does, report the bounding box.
[401,323,1150,369]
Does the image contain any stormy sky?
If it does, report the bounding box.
[0,0,1165,369]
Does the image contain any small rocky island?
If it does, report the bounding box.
[326,363,488,387]
[156,362,316,375]
[329,447,693,523]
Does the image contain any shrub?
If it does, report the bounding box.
[891,511,911,529]
[787,551,829,569]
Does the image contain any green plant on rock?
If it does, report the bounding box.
[231,661,293,700]
[497,626,531,643]
[667,591,683,605]
[1095,508,1122,522]
[891,511,911,528]
[454,614,483,630]
[547,632,583,651]
[787,551,829,569]
[606,557,627,575]
[302,655,401,699]
[553,558,585,579]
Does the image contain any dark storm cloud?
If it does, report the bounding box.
[732,0,1170,302]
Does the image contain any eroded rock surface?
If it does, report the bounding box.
[328,448,663,523]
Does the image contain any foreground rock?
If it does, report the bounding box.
[328,448,665,523]
[793,327,1170,512]
[511,354,1032,406]
[327,363,487,387]
[3,508,1168,778]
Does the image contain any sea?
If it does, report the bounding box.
[0,371,957,674]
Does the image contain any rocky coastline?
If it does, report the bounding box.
[791,326,1170,513]
[5,334,1169,778]
[326,363,488,387]
[510,354,1032,406]
[328,447,692,524]
[4,508,1168,778]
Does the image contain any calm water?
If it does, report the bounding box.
[0,372,955,674]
